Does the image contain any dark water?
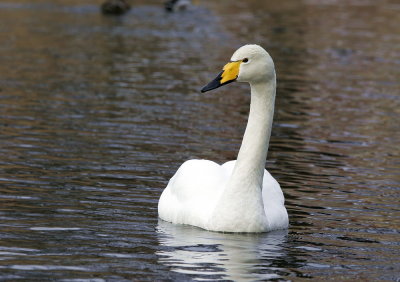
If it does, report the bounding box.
[0,0,399,280]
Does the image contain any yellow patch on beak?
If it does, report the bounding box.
[201,60,242,93]
[220,61,241,84]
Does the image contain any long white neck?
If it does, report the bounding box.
[208,77,276,232]
[229,78,276,190]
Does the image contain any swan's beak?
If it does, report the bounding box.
[201,61,241,93]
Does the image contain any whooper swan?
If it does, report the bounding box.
[158,44,288,233]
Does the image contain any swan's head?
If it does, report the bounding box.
[201,44,275,93]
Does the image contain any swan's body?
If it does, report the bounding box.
[158,45,288,233]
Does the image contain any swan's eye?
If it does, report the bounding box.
[242,58,249,63]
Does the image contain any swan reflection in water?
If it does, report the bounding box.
[156,220,288,280]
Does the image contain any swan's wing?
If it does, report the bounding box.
[168,160,226,202]
[262,170,289,230]
[158,159,228,227]
[221,160,236,174]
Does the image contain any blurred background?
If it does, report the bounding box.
[0,0,399,280]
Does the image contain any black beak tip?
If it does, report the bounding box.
[200,74,223,93]
[200,86,209,93]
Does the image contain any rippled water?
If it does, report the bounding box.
[0,0,399,280]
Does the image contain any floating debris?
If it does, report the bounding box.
[164,0,191,12]
[101,0,131,15]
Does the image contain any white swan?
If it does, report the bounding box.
[158,44,288,233]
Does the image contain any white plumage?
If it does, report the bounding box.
[158,45,289,233]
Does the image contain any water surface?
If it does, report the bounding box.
[0,0,399,280]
